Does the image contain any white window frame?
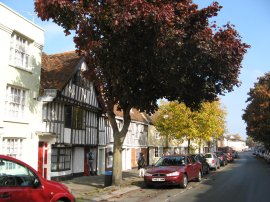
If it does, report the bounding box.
[9,33,31,70]
[155,132,161,139]
[2,138,23,159]
[135,124,139,139]
[154,147,163,158]
[5,85,27,120]
[154,147,159,157]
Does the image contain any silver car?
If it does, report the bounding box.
[204,153,220,170]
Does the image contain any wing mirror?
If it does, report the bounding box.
[0,161,5,166]
[33,178,40,188]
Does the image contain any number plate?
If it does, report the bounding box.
[152,178,165,182]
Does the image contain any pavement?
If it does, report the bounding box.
[62,169,144,202]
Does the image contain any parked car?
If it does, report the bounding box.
[144,154,202,189]
[0,155,75,202]
[256,149,265,158]
[214,151,228,166]
[204,153,220,170]
[217,146,234,162]
[192,154,210,176]
[232,150,239,159]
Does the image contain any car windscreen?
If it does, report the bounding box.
[218,148,228,153]
[204,154,212,158]
[215,152,222,156]
[155,156,185,166]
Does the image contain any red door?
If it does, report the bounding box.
[38,142,48,179]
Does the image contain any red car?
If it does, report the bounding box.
[218,146,234,162]
[144,155,202,188]
[0,155,75,202]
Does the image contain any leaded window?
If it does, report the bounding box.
[64,106,86,129]
[51,147,71,172]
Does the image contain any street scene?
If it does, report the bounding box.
[0,0,270,202]
[96,151,270,202]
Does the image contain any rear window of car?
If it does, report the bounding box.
[155,156,186,166]
[204,154,212,158]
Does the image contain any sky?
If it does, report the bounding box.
[2,0,270,140]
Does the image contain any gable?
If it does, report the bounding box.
[40,51,100,109]
[40,51,81,93]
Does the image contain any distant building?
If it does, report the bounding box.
[218,135,246,151]
[105,107,148,171]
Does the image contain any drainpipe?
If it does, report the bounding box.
[96,113,100,175]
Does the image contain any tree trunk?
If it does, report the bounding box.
[112,134,123,186]
[108,106,131,186]
[187,139,190,154]
[199,139,202,154]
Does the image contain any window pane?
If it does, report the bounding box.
[51,148,71,172]
[9,33,30,69]
[5,86,26,119]
[64,106,72,128]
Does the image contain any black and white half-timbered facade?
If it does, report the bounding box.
[38,51,107,180]
[105,107,149,171]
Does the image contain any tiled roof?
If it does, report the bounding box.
[114,106,151,124]
[40,51,82,93]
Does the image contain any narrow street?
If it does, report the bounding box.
[106,152,270,202]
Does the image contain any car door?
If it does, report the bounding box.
[190,156,200,178]
[186,156,195,179]
[0,158,48,202]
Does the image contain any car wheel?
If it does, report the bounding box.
[196,171,202,182]
[56,200,66,202]
[180,174,188,189]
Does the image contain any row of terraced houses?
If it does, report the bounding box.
[0,3,246,181]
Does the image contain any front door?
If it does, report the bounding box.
[38,142,48,179]
[84,147,90,176]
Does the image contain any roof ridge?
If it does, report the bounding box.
[47,50,78,57]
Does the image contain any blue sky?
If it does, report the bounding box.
[2,0,270,140]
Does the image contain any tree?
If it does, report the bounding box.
[35,0,249,185]
[194,101,226,152]
[246,136,255,148]
[154,101,226,153]
[153,101,197,153]
[242,72,270,149]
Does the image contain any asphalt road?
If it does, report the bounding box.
[106,151,270,202]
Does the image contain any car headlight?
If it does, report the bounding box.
[166,171,180,177]
[144,172,152,177]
